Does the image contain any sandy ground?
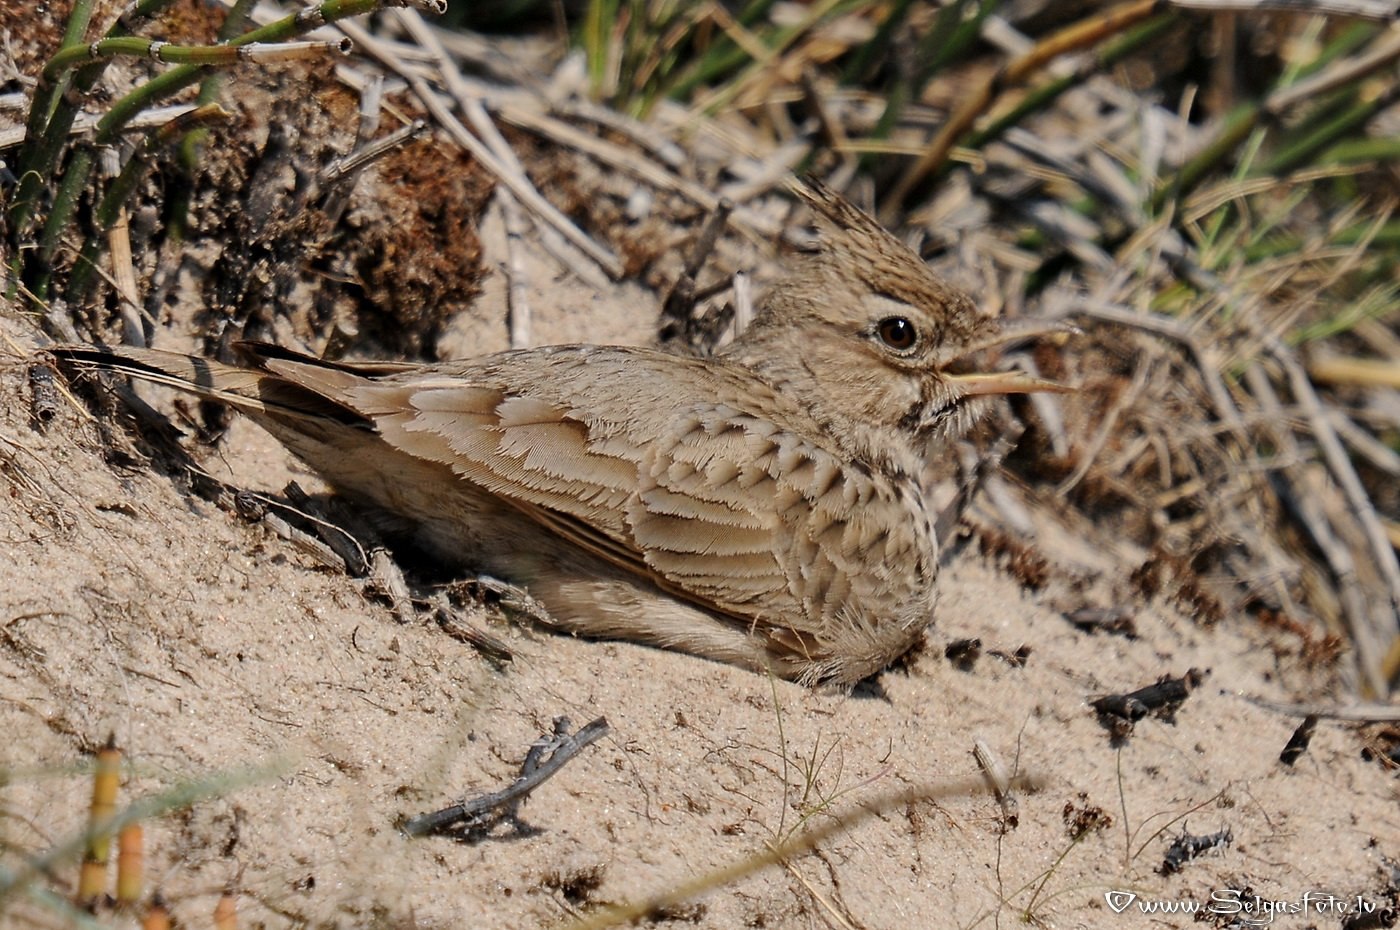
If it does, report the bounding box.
[3,211,1398,930]
[0,22,1396,926]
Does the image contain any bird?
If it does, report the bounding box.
[53,180,1063,686]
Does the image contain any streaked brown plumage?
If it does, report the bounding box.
[53,181,1060,685]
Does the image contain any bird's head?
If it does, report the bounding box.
[724,180,1067,449]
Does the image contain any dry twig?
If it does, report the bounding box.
[402,716,609,839]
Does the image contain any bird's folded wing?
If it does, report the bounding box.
[322,348,916,634]
[631,402,913,628]
[54,344,925,647]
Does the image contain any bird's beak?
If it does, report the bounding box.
[940,318,1077,396]
[946,369,1071,397]
[950,319,1080,360]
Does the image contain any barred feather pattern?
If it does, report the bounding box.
[51,180,1056,686]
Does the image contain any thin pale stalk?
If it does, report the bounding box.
[43,37,350,80]
[965,12,1178,152]
[1258,83,1400,177]
[564,775,1040,930]
[170,0,260,240]
[68,104,233,300]
[674,0,855,111]
[7,0,99,252]
[9,0,175,248]
[26,0,399,297]
[0,760,287,903]
[885,0,1163,218]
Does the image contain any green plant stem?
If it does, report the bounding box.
[914,0,996,89]
[667,38,755,105]
[1151,20,1383,215]
[17,0,97,153]
[170,0,259,240]
[96,0,383,147]
[108,108,232,229]
[675,0,856,111]
[840,0,916,85]
[1151,101,1259,214]
[867,0,991,145]
[6,0,99,259]
[735,0,780,28]
[10,0,178,305]
[581,0,618,96]
[1317,136,1400,166]
[1297,19,1383,73]
[1257,84,1400,177]
[41,36,329,81]
[964,11,1177,152]
[28,147,93,300]
[1245,218,1400,261]
[68,105,232,300]
[9,0,176,251]
[24,0,385,298]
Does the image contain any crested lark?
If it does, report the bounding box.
[54,180,1060,686]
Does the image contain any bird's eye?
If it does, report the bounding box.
[877,316,917,351]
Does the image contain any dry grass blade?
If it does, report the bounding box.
[1266,337,1400,688]
[1266,18,1400,112]
[338,16,625,279]
[1171,0,1400,17]
[883,0,1161,217]
[0,103,201,149]
[1241,696,1400,721]
[1309,356,1400,389]
[3,0,1398,925]
[1243,363,1390,696]
[562,776,1040,930]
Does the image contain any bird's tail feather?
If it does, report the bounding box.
[50,344,370,428]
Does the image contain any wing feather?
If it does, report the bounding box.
[324,347,933,654]
[66,342,937,677]
[55,340,937,681]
